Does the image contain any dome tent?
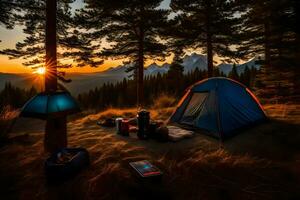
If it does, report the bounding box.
[169,77,266,139]
[20,91,80,119]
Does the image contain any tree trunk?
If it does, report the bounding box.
[206,0,213,78]
[45,117,67,153]
[293,0,300,95]
[45,0,57,92]
[207,34,213,78]
[44,0,67,153]
[137,30,144,107]
[264,22,271,69]
[295,0,300,63]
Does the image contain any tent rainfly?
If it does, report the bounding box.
[169,77,267,139]
[20,91,80,119]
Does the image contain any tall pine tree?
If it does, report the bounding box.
[0,0,100,84]
[239,0,300,100]
[170,0,240,77]
[76,0,169,106]
[0,0,27,29]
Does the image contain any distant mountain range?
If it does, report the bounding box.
[104,53,260,77]
[0,53,260,95]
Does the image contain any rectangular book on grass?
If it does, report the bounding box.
[129,160,163,178]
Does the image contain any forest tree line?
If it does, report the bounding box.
[0,83,38,111]
[77,64,259,110]
[0,64,258,111]
[0,0,299,105]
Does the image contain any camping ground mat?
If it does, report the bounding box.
[167,126,194,142]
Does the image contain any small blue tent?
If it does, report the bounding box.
[169,77,266,139]
[20,91,80,119]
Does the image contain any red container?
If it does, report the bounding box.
[121,120,129,136]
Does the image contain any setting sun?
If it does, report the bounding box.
[34,67,46,75]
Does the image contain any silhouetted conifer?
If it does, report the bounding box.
[76,0,169,106]
[169,0,241,77]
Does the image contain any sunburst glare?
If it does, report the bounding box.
[34,67,46,75]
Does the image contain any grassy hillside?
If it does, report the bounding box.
[0,104,299,199]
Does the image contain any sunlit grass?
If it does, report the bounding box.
[0,103,299,199]
[152,93,176,109]
[0,106,19,142]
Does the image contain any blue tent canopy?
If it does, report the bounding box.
[20,91,80,119]
[169,77,266,139]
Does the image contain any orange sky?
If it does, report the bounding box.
[0,0,246,74]
[0,25,174,74]
[0,56,31,74]
[0,55,112,74]
[0,0,236,74]
[0,0,175,74]
[0,54,175,74]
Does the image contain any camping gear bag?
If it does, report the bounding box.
[97,118,116,127]
[45,148,90,182]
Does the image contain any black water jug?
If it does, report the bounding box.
[137,110,150,139]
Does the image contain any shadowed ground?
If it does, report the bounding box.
[0,104,300,200]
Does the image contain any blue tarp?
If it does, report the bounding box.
[170,77,266,139]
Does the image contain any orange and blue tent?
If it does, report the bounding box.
[169,77,266,139]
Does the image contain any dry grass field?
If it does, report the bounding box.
[0,103,299,200]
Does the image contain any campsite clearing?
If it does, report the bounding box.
[0,104,299,200]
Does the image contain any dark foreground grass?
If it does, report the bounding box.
[0,104,299,200]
